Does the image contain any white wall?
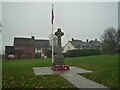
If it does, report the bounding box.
[35,48,41,53]
[63,42,75,53]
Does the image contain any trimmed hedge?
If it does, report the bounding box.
[63,49,101,57]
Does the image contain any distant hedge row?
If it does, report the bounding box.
[63,49,101,57]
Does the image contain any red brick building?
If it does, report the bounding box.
[14,37,35,59]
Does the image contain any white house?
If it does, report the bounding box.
[63,41,75,53]
[63,38,101,53]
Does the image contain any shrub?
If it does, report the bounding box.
[35,53,41,59]
[63,49,101,57]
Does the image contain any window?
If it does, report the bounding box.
[68,47,70,50]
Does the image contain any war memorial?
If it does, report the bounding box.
[33,28,110,89]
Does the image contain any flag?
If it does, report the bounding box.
[51,5,54,24]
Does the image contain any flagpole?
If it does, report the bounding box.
[52,23,54,64]
[52,4,54,65]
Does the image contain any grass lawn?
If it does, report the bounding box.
[65,54,118,89]
[2,58,77,88]
[2,54,118,89]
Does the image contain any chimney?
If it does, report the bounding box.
[72,38,74,41]
[95,39,97,41]
[31,36,35,40]
[86,39,89,42]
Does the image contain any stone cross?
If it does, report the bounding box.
[55,28,64,47]
[54,28,64,65]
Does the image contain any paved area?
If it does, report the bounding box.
[33,66,110,89]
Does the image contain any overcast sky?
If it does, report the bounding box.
[0,2,2,54]
[0,2,118,53]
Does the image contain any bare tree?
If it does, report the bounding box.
[101,27,118,54]
[117,27,120,53]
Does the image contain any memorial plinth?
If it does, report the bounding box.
[52,28,70,71]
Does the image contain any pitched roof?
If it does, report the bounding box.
[89,40,101,46]
[69,39,101,48]
[14,37,34,46]
[14,37,50,49]
[75,42,90,48]
[34,39,50,49]
[69,40,82,48]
